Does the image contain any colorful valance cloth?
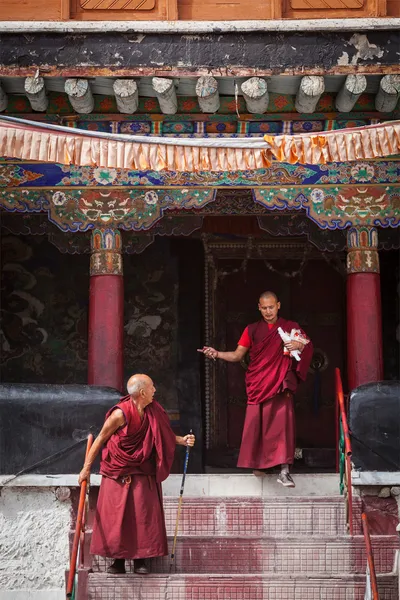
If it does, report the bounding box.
[1,116,399,172]
[264,120,400,166]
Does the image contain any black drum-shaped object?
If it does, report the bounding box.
[349,381,400,472]
[0,383,121,474]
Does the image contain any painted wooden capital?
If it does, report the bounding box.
[90,228,123,276]
[346,227,379,274]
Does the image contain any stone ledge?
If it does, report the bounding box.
[0,473,341,496]
[0,592,64,600]
[352,472,400,486]
[0,19,399,34]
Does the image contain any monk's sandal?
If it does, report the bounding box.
[107,559,126,574]
[134,559,149,574]
[277,472,295,488]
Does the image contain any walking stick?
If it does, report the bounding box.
[169,430,192,573]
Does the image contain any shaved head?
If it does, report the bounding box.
[127,374,153,396]
[258,291,280,324]
[259,291,278,303]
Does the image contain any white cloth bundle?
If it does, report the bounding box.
[277,327,309,362]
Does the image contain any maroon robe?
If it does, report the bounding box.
[237,317,313,470]
[91,397,176,560]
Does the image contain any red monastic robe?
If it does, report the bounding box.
[237,317,313,470]
[91,397,176,560]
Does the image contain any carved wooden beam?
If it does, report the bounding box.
[295,76,325,114]
[152,77,177,115]
[375,75,400,113]
[64,78,94,114]
[0,82,8,112]
[113,79,138,114]
[24,76,48,112]
[241,77,269,114]
[335,74,367,113]
[196,76,220,113]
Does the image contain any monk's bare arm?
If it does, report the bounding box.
[78,409,125,484]
[198,345,248,363]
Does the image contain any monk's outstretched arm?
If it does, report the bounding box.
[78,409,125,485]
[198,345,248,363]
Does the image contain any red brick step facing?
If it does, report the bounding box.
[91,535,398,575]
[87,573,399,600]
[162,497,351,537]
[84,495,397,600]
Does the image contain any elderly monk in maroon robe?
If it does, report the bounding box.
[78,374,195,574]
[199,291,312,488]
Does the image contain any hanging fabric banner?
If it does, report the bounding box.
[0,115,399,172]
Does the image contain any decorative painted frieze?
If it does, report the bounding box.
[0,188,216,232]
[1,159,398,188]
[253,186,400,229]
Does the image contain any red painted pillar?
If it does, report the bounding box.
[88,228,124,392]
[346,227,383,391]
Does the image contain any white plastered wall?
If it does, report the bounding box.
[0,487,71,600]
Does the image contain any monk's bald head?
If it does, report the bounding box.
[259,291,278,303]
[258,291,280,324]
[127,374,155,406]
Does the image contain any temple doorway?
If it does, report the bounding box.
[202,236,346,471]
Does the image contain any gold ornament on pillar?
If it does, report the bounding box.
[90,228,123,276]
[346,227,379,274]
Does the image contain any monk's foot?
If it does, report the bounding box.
[252,469,266,478]
[107,559,126,574]
[277,472,295,488]
[134,558,149,575]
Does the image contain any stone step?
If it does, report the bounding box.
[83,497,354,541]
[162,496,350,537]
[92,535,398,576]
[161,473,341,497]
[87,572,399,600]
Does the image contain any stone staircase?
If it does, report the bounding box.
[81,474,398,599]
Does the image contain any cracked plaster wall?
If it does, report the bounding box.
[0,30,399,74]
[0,487,71,599]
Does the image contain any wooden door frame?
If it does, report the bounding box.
[202,235,320,456]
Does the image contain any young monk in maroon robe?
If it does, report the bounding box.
[198,291,312,488]
[78,373,195,574]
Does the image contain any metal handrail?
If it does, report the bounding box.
[335,367,353,535]
[362,513,380,600]
[66,434,94,599]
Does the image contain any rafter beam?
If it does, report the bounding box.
[64,78,94,114]
[295,76,325,114]
[113,79,139,115]
[0,82,8,112]
[241,77,269,114]
[196,76,220,114]
[152,77,177,115]
[24,76,48,112]
[335,74,367,113]
[375,75,400,113]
